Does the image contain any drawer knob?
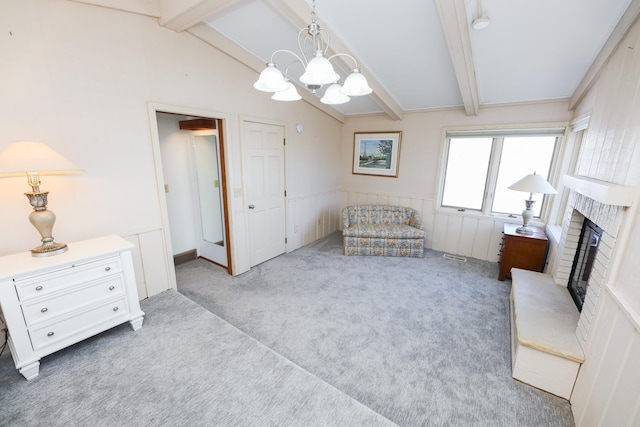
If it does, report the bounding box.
[113,307,119,312]
[109,286,115,291]
[105,266,111,272]
[41,307,48,313]
[35,285,43,291]
[47,331,55,337]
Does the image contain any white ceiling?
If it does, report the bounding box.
[73,0,636,119]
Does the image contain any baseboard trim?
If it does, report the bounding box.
[174,249,197,265]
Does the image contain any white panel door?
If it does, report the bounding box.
[244,121,286,267]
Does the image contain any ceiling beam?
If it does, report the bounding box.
[187,23,346,123]
[434,0,480,116]
[158,0,242,32]
[570,0,640,110]
[68,0,160,17]
[266,0,404,121]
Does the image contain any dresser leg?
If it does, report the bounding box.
[129,315,144,331]
[19,361,40,380]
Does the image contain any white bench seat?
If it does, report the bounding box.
[510,268,584,399]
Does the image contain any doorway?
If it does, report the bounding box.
[156,111,231,273]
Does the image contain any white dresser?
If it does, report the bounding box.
[0,235,144,380]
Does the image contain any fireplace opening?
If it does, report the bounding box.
[568,218,603,311]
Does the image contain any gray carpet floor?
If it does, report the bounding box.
[0,232,575,426]
[0,289,395,426]
[177,232,575,427]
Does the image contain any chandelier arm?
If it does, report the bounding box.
[327,52,358,69]
[297,27,312,64]
[283,60,305,78]
[318,27,330,56]
[269,49,306,67]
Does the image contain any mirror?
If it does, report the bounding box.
[193,135,224,247]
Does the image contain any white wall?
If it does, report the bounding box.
[568,18,640,426]
[340,102,573,261]
[284,112,343,251]
[0,0,343,293]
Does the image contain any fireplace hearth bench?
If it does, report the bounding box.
[510,268,584,399]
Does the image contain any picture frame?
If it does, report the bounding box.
[352,131,402,177]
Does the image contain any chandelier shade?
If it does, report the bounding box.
[299,51,340,86]
[340,68,373,96]
[253,63,289,92]
[321,83,350,105]
[253,0,372,104]
[271,81,302,101]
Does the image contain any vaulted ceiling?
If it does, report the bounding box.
[73,0,638,121]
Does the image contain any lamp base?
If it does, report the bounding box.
[515,226,534,235]
[31,242,68,257]
[25,192,68,258]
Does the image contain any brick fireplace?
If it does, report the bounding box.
[550,175,634,348]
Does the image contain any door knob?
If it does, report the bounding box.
[248,204,255,209]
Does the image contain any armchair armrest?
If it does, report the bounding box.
[406,212,424,230]
[342,208,351,228]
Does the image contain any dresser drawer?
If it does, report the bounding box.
[14,256,122,301]
[21,277,125,327]
[29,296,129,351]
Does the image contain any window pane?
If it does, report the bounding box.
[442,138,492,210]
[492,136,556,216]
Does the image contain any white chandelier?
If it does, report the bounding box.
[253,0,373,104]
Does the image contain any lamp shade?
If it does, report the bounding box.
[0,141,83,177]
[253,63,289,92]
[271,82,302,101]
[508,172,557,194]
[340,68,373,96]
[321,84,350,105]
[300,51,340,86]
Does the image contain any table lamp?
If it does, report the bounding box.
[508,172,557,235]
[0,141,83,257]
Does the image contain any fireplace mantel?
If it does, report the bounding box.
[562,175,635,207]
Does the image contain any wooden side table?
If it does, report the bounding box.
[498,223,548,281]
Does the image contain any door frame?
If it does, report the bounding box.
[147,102,234,278]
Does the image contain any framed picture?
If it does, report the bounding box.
[352,131,402,177]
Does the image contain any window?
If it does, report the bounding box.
[440,128,564,218]
[441,137,492,210]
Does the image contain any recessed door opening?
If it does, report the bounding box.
[156,111,232,274]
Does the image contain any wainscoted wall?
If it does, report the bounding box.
[430,212,508,263]
[286,190,341,252]
[123,227,174,300]
[571,287,640,426]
